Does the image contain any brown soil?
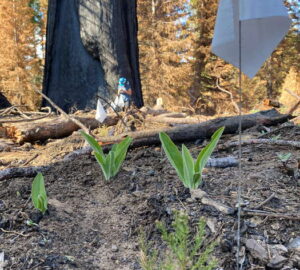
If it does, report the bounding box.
[0,124,300,270]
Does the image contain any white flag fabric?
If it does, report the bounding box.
[212,0,291,78]
[95,99,107,123]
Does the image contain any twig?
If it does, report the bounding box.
[0,107,52,123]
[258,125,294,139]
[254,193,275,209]
[285,89,300,115]
[285,88,300,100]
[33,89,90,134]
[22,154,39,167]
[216,77,240,113]
[0,228,29,237]
[242,209,300,220]
[220,138,300,149]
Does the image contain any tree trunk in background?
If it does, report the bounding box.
[43,0,143,112]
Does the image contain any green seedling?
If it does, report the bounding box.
[140,212,217,270]
[159,127,224,189]
[25,219,38,227]
[277,152,291,163]
[31,172,48,214]
[271,134,281,140]
[81,131,132,181]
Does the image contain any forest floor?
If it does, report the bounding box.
[0,116,300,270]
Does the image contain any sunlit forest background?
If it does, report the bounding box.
[0,0,299,114]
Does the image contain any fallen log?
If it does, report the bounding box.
[3,114,119,144]
[96,109,293,147]
[146,116,204,124]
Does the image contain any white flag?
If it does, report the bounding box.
[95,99,107,123]
[212,0,291,78]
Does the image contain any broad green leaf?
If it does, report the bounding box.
[192,172,201,189]
[182,145,195,187]
[159,132,184,181]
[114,137,132,174]
[195,126,224,173]
[80,131,104,156]
[31,172,48,214]
[107,151,115,178]
[94,151,110,180]
[81,132,132,181]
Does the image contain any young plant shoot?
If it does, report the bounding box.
[81,131,132,181]
[140,212,217,270]
[31,172,48,214]
[159,126,224,189]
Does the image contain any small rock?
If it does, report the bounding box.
[21,142,32,151]
[269,244,288,256]
[206,217,217,234]
[287,237,300,252]
[271,222,281,231]
[147,170,155,176]
[111,245,118,252]
[267,254,288,269]
[291,251,300,268]
[245,239,268,262]
[190,189,207,200]
[86,171,92,176]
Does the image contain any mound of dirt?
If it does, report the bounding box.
[0,125,299,269]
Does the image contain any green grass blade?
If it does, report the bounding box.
[80,131,104,156]
[159,132,184,181]
[195,126,224,173]
[31,172,48,214]
[182,144,195,188]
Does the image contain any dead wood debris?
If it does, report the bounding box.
[220,138,300,149]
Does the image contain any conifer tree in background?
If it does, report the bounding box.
[0,0,47,110]
[137,0,193,109]
[187,0,299,113]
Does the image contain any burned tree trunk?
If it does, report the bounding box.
[43,0,143,112]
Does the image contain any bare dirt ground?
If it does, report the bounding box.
[0,122,300,270]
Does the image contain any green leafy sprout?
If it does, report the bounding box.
[159,127,224,190]
[140,212,217,270]
[81,131,132,181]
[277,152,291,163]
[31,172,48,214]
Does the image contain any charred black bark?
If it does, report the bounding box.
[43,0,143,112]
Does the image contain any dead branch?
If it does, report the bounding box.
[34,89,90,134]
[0,107,52,123]
[285,89,300,115]
[220,138,300,150]
[242,208,300,221]
[254,193,276,209]
[0,165,49,181]
[216,78,240,113]
[95,109,293,148]
[3,115,118,144]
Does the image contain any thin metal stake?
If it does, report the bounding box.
[236,19,243,270]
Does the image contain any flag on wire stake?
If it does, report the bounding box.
[212,0,292,78]
[211,1,291,269]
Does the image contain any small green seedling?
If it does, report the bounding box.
[140,212,217,270]
[277,152,291,163]
[159,127,224,189]
[81,131,132,181]
[25,219,39,227]
[31,172,48,214]
[271,134,281,141]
